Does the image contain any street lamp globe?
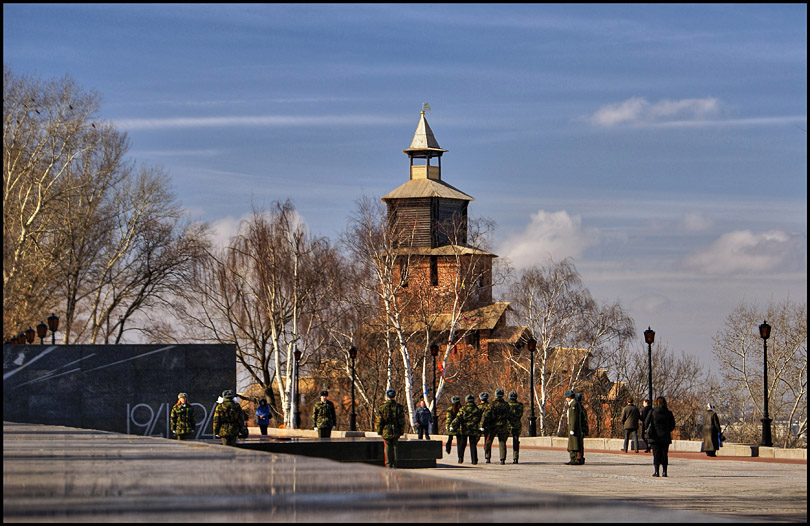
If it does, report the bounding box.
[644,327,655,345]
[36,322,48,344]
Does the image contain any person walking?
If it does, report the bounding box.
[451,394,482,464]
[213,389,246,446]
[621,397,641,452]
[255,398,271,436]
[170,392,196,440]
[640,399,652,452]
[375,388,406,468]
[702,403,722,457]
[564,390,584,465]
[481,389,511,464]
[575,393,588,464]
[645,396,676,477]
[507,391,524,464]
[312,390,337,438]
[443,395,462,454]
[415,400,432,440]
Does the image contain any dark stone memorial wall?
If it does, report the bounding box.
[3,344,235,439]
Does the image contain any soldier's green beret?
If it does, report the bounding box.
[386,389,396,398]
[319,390,328,396]
[451,395,461,403]
[465,394,475,403]
[508,391,518,400]
[564,390,575,399]
[495,389,505,397]
[479,392,489,401]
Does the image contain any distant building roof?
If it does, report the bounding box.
[391,244,496,258]
[432,302,511,332]
[382,177,473,201]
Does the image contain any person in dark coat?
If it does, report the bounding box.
[565,390,584,465]
[415,400,432,440]
[621,397,641,452]
[255,398,271,436]
[702,403,722,457]
[639,399,652,452]
[644,396,676,477]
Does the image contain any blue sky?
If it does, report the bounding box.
[4,4,806,371]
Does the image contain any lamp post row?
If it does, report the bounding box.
[10,317,773,447]
[6,313,59,345]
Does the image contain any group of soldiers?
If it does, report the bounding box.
[170,390,250,446]
[171,387,586,468]
[444,389,525,465]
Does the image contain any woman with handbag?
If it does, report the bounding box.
[702,403,722,457]
[644,396,676,477]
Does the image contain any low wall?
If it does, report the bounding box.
[244,427,442,467]
[262,428,805,461]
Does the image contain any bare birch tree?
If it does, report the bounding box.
[342,195,425,429]
[712,298,807,447]
[506,257,634,435]
[175,201,336,428]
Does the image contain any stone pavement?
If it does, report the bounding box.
[417,439,807,523]
[3,422,805,523]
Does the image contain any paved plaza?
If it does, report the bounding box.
[3,422,805,523]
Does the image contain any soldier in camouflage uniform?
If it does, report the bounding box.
[375,388,406,468]
[170,392,196,440]
[312,390,337,438]
[507,391,524,464]
[213,390,246,446]
[443,395,461,454]
[481,388,511,464]
[451,394,482,464]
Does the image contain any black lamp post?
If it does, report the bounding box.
[527,337,537,437]
[36,322,48,345]
[47,313,59,345]
[644,327,655,405]
[293,349,301,429]
[25,327,35,345]
[349,346,357,431]
[430,343,439,434]
[759,320,773,447]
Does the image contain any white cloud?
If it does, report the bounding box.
[209,216,243,249]
[681,229,806,275]
[678,212,713,232]
[498,210,598,269]
[207,209,313,250]
[114,114,401,130]
[588,96,722,127]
